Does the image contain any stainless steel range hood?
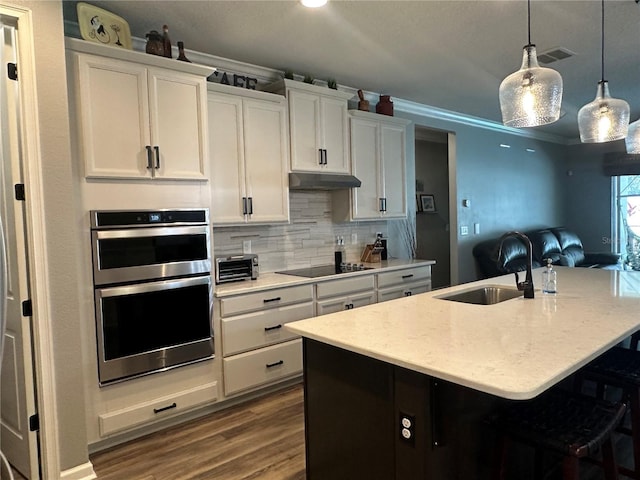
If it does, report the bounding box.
[288,172,361,190]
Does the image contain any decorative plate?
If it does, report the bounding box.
[77,2,132,50]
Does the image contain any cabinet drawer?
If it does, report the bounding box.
[99,381,218,436]
[316,291,376,316]
[377,281,431,303]
[223,339,302,395]
[220,284,313,316]
[316,275,375,299]
[222,302,313,356]
[376,266,431,289]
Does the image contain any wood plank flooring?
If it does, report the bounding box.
[5,380,638,479]
[90,383,305,480]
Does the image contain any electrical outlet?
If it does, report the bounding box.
[474,223,480,235]
[460,225,469,236]
[351,233,358,244]
[243,240,251,253]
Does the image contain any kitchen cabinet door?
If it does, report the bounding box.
[76,54,151,178]
[380,123,406,217]
[347,111,410,221]
[148,68,208,180]
[208,93,246,223]
[243,98,290,223]
[288,87,350,174]
[74,52,208,180]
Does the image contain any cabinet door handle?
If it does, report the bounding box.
[242,197,248,215]
[263,296,282,303]
[323,149,328,165]
[248,197,254,215]
[153,402,177,414]
[402,274,414,279]
[146,146,153,169]
[154,146,160,169]
[382,197,387,212]
[379,198,384,212]
[264,324,283,332]
[266,360,284,368]
[318,149,323,166]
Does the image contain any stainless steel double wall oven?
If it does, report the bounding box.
[90,209,213,385]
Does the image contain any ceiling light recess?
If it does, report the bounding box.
[499,0,563,128]
[300,0,327,7]
[578,0,629,143]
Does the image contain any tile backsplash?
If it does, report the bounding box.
[213,191,396,272]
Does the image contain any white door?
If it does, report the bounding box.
[0,16,39,479]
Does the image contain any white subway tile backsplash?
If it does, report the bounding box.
[213,191,392,272]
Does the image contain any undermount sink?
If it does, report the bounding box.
[436,285,524,305]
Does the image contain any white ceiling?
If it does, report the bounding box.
[63,0,640,141]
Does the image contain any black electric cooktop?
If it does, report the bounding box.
[277,264,373,278]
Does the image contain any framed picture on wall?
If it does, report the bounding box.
[420,194,436,213]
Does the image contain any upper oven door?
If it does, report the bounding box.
[92,225,211,286]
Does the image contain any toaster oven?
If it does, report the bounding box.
[215,254,259,284]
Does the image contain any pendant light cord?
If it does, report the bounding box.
[527,0,531,45]
[601,0,605,82]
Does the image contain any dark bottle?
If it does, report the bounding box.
[177,41,191,63]
[162,24,172,58]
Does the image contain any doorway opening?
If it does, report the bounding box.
[414,126,453,289]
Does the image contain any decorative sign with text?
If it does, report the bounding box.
[208,71,258,90]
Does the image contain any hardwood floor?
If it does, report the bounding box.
[90,383,305,480]
[4,380,637,479]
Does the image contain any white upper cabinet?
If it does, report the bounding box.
[264,80,353,174]
[208,83,289,225]
[67,39,212,180]
[348,111,411,220]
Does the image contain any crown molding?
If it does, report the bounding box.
[64,20,569,145]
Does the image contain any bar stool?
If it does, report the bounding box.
[491,388,626,480]
[579,346,640,479]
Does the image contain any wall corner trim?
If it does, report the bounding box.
[59,461,96,480]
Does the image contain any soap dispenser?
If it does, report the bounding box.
[542,258,557,294]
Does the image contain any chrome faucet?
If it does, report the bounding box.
[497,231,535,299]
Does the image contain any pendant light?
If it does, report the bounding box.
[578,0,629,143]
[499,0,563,128]
[626,119,640,153]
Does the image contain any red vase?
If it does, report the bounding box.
[376,95,394,116]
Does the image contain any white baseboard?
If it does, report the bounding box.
[60,461,96,480]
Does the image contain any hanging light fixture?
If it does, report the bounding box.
[499,0,563,128]
[626,119,640,153]
[578,0,629,143]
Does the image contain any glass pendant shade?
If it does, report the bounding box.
[626,119,640,153]
[578,81,629,143]
[499,45,563,128]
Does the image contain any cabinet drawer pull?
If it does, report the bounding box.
[266,360,284,368]
[402,274,414,279]
[154,145,160,169]
[153,402,177,414]
[146,145,153,169]
[405,291,413,297]
[264,324,283,332]
[263,297,282,303]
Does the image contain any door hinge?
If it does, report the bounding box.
[22,299,32,317]
[15,183,25,201]
[29,413,39,432]
[7,63,17,81]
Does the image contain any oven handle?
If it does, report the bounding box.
[92,224,210,240]
[96,274,211,298]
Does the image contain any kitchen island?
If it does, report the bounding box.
[285,267,640,479]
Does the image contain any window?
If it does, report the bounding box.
[614,175,640,270]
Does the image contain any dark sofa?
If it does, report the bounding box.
[473,227,621,279]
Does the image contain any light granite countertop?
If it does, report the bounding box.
[213,259,436,298]
[285,267,640,400]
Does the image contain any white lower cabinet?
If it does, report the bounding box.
[98,381,219,436]
[223,339,303,395]
[376,265,432,302]
[219,284,313,396]
[315,275,376,315]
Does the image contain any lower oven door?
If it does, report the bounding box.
[95,275,213,385]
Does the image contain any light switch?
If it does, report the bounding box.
[474,223,480,234]
[243,240,251,253]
